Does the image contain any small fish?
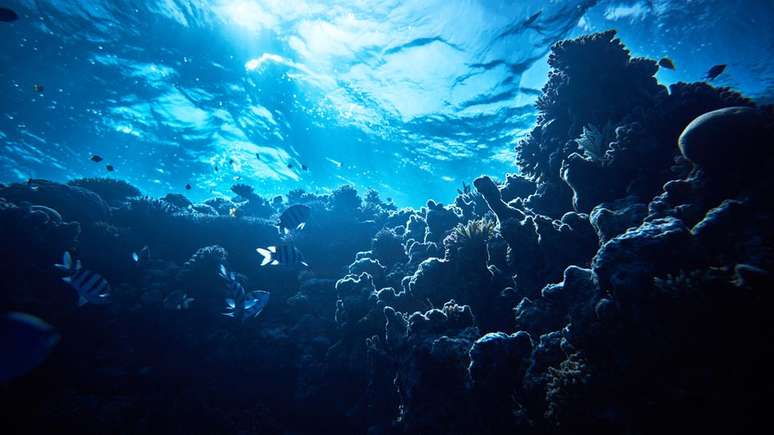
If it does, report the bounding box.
[90,154,103,163]
[255,153,261,160]
[658,57,675,70]
[256,245,309,268]
[106,164,114,172]
[55,252,111,306]
[301,164,308,171]
[0,312,60,381]
[287,163,294,169]
[523,11,541,28]
[219,265,270,320]
[705,64,726,81]
[229,207,238,217]
[32,84,44,93]
[163,291,195,311]
[278,204,311,234]
[214,165,219,172]
[131,246,150,264]
[185,183,191,190]
[229,158,235,166]
[0,7,19,22]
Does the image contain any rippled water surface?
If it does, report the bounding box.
[1,0,772,206]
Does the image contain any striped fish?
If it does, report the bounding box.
[278,204,311,234]
[219,265,270,321]
[256,245,309,268]
[55,252,111,306]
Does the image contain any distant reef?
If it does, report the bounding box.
[1,30,772,435]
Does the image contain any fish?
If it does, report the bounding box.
[213,165,219,172]
[658,57,675,70]
[287,163,294,169]
[0,7,19,22]
[0,312,60,381]
[278,204,311,234]
[256,245,309,268]
[90,154,103,163]
[256,153,261,160]
[301,164,308,171]
[229,207,238,217]
[185,183,191,190]
[106,164,114,172]
[705,64,726,80]
[218,265,270,320]
[32,84,44,93]
[55,251,111,306]
[163,291,195,311]
[131,245,150,264]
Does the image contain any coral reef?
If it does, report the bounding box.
[2,30,772,435]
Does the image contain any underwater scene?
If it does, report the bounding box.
[1,0,773,434]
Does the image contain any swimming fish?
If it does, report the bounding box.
[287,163,294,169]
[55,252,111,306]
[0,7,19,22]
[185,183,191,190]
[301,164,308,171]
[0,312,60,381]
[163,291,195,311]
[218,265,270,320]
[256,245,309,268]
[90,154,103,163]
[255,153,261,161]
[32,84,44,93]
[131,246,150,264]
[705,64,726,80]
[106,164,114,172]
[229,207,238,217]
[658,57,675,70]
[278,204,311,234]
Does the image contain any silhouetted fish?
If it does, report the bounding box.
[218,265,270,320]
[301,164,308,171]
[185,183,191,190]
[32,84,44,93]
[106,165,114,172]
[278,204,311,233]
[55,252,111,306]
[705,64,726,80]
[658,57,675,70]
[131,246,150,264]
[287,163,294,169]
[256,245,308,268]
[0,7,19,22]
[0,312,60,381]
[90,154,103,163]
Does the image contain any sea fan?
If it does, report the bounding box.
[574,124,614,161]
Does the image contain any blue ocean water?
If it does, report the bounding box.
[1,0,772,207]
